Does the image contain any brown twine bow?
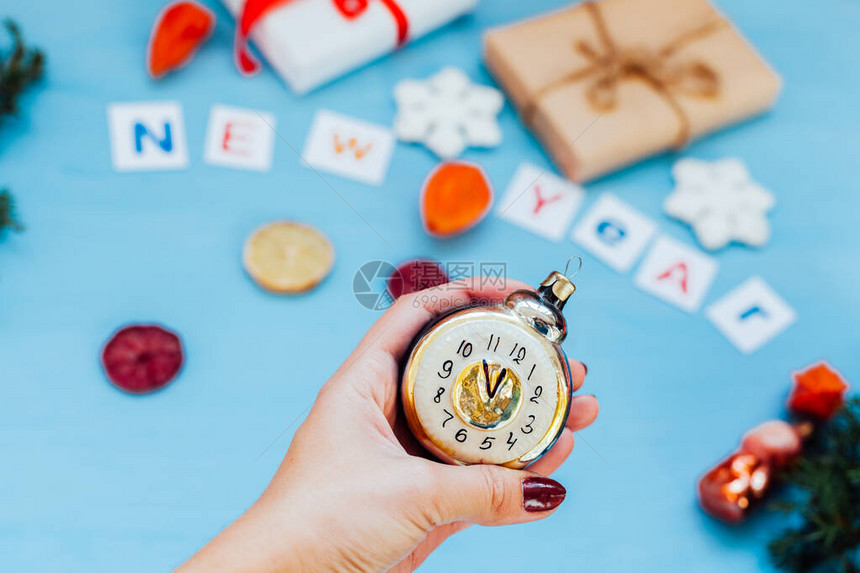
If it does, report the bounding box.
[527,1,724,148]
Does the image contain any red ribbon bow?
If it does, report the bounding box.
[235,0,409,76]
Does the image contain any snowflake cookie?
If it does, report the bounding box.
[664,158,775,251]
[393,67,504,159]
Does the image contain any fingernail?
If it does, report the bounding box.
[522,476,566,512]
[582,362,588,376]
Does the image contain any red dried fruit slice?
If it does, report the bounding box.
[787,361,848,420]
[387,259,449,299]
[101,325,184,394]
[147,1,215,79]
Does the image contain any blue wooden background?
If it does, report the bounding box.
[1,0,858,570]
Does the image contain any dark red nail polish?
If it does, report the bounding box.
[582,362,588,375]
[522,476,566,512]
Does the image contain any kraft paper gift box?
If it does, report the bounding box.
[484,0,782,182]
[224,0,478,94]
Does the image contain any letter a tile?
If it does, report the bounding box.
[634,235,718,312]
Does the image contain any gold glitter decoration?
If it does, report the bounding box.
[452,360,522,429]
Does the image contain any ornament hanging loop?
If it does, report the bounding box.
[564,255,583,280]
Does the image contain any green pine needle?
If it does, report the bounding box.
[1,19,45,124]
[769,397,860,573]
[1,21,41,239]
[0,189,22,233]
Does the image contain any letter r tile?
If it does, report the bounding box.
[706,276,796,354]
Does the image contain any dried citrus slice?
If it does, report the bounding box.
[243,221,334,293]
[420,161,493,237]
[787,361,848,420]
[101,324,184,394]
[387,258,449,299]
[146,1,215,79]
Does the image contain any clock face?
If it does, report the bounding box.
[402,309,570,467]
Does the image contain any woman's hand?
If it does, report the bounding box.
[178,279,599,573]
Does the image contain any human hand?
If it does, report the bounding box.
[178,279,598,573]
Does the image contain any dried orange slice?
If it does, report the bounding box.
[787,361,848,420]
[146,1,215,79]
[101,324,184,394]
[420,161,493,238]
[243,222,334,293]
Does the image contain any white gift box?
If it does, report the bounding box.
[223,0,479,94]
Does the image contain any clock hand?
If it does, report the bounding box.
[494,368,507,399]
[483,360,508,400]
[482,359,491,399]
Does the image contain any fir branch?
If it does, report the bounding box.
[1,19,45,124]
[0,189,22,233]
[769,397,860,573]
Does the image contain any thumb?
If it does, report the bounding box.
[429,464,566,526]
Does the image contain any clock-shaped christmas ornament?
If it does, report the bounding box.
[402,261,580,469]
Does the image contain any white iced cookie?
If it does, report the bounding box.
[664,158,775,251]
[393,67,504,159]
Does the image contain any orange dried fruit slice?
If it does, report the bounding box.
[147,1,215,79]
[787,361,848,420]
[420,161,493,237]
[243,222,335,293]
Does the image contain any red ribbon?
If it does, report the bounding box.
[235,0,410,76]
